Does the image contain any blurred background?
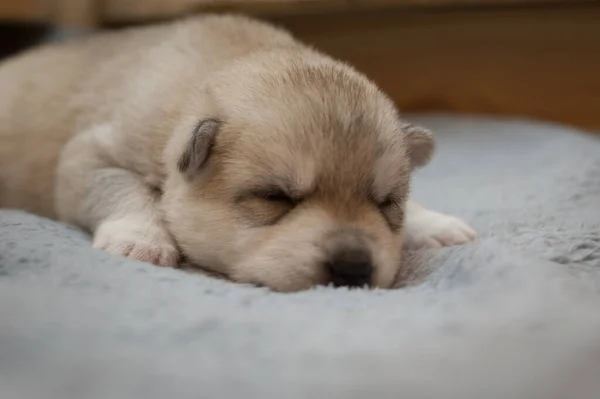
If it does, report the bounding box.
[1,0,599,131]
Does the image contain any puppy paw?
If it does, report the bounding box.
[405,210,477,249]
[93,219,179,267]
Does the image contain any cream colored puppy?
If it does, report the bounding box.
[0,15,476,291]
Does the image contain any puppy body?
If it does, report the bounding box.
[0,15,475,291]
[0,16,299,217]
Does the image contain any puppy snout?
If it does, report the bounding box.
[327,247,373,288]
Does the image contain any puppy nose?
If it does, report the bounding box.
[327,248,373,288]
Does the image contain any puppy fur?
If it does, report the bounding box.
[0,14,476,291]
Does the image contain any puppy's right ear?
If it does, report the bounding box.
[177,118,221,178]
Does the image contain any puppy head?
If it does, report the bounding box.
[162,51,434,292]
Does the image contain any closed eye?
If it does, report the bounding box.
[378,197,395,210]
[374,195,404,232]
[252,188,299,206]
[236,187,300,227]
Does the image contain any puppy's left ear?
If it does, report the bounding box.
[177,118,221,178]
[402,122,435,168]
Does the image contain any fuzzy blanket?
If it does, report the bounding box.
[1,114,599,399]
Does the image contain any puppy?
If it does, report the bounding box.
[0,14,476,291]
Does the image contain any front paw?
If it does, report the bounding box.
[93,219,179,267]
[405,210,477,249]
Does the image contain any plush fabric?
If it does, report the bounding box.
[1,114,599,399]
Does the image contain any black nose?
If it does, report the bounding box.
[327,248,373,288]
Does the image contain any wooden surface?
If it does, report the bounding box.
[101,0,580,23]
[269,3,600,131]
[0,0,47,21]
[0,0,589,25]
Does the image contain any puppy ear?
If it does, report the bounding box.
[177,118,221,177]
[402,122,435,168]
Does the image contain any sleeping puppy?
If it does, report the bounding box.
[0,14,476,291]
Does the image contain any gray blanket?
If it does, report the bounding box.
[1,114,599,399]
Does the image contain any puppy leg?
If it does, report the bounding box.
[83,170,179,267]
[55,125,178,267]
[404,200,477,249]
